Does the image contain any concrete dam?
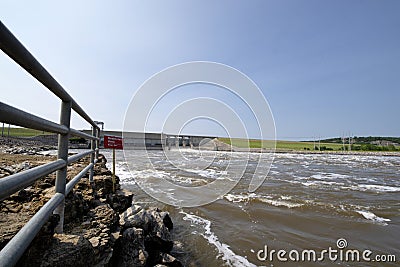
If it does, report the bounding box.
[83,131,217,150]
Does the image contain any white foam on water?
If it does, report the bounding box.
[311,173,350,180]
[357,184,400,192]
[269,170,280,175]
[356,210,391,225]
[301,180,344,187]
[180,211,257,267]
[185,168,228,179]
[173,176,209,185]
[129,168,169,179]
[342,184,400,193]
[224,193,259,203]
[258,198,303,208]
[106,161,135,184]
[108,159,220,187]
[352,176,378,183]
[224,193,303,209]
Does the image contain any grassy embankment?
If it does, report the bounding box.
[219,138,350,151]
[2,127,89,145]
[0,127,51,137]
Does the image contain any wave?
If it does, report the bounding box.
[224,194,392,226]
[180,211,257,267]
[311,173,350,180]
[224,193,260,203]
[223,192,393,226]
[284,175,399,193]
[106,161,136,184]
[184,168,227,179]
[110,163,226,190]
[301,180,345,187]
[342,184,400,193]
[258,198,303,208]
[356,210,391,225]
[356,184,400,192]
[268,170,280,175]
[224,193,303,209]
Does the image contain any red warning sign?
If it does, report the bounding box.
[104,135,123,149]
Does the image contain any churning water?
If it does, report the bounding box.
[103,149,400,266]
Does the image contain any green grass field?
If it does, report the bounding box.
[275,140,343,151]
[0,127,51,137]
[218,137,344,151]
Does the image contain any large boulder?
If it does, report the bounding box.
[112,227,148,267]
[106,189,133,213]
[144,207,174,253]
[118,205,176,264]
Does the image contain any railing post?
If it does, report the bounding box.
[54,100,71,233]
[89,126,96,183]
[96,127,100,158]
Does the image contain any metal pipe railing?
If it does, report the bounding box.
[0,193,64,267]
[70,128,99,140]
[95,128,100,159]
[0,159,66,201]
[0,150,96,201]
[0,21,97,128]
[0,102,69,134]
[0,102,99,140]
[53,101,72,234]
[89,127,96,183]
[0,21,102,266]
[66,163,93,195]
[67,150,94,164]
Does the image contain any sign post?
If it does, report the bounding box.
[112,148,116,192]
[103,135,123,192]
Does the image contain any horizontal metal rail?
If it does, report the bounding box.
[0,193,64,267]
[70,128,99,140]
[65,163,93,195]
[0,21,97,128]
[0,102,99,140]
[0,159,66,201]
[67,150,94,164]
[0,151,96,201]
[0,102,69,134]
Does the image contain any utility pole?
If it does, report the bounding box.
[313,136,316,150]
[348,133,352,151]
[319,136,321,151]
[342,133,345,151]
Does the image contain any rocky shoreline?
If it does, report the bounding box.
[0,144,184,266]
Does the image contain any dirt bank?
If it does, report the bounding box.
[0,146,184,266]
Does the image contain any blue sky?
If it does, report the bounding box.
[1,0,399,140]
